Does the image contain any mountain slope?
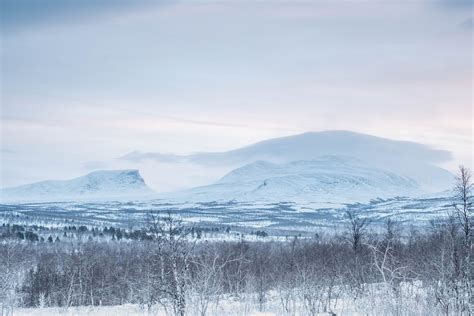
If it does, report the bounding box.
[0,170,155,202]
[168,157,425,204]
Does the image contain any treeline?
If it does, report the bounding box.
[0,223,235,243]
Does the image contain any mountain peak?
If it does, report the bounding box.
[84,169,143,180]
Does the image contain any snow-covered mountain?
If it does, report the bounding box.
[0,170,155,202]
[166,156,428,204]
[122,131,453,193]
[3,132,453,204]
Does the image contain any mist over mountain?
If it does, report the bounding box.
[122,131,451,165]
[0,170,155,202]
[122,131,453,193]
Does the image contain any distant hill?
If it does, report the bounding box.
[0,170,155,202]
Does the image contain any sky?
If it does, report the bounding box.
[1,0,473,191]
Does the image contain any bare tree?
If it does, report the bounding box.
[453,165,472,247]
[451,166,473,314]
[345,210,368,254]
[141,212,195,315]
[344,210,371,301]
[161,213,194,316]
[0,242,25,316]
[188,243,241,316]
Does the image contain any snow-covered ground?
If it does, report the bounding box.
[0,193,453,238]
[9,282,433,316]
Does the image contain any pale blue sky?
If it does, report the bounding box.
[1,0,472,189]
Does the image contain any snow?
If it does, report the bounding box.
[0,170,155,202]
[0,194,453,238]
[9,281,432,316]
[167,157,425,204]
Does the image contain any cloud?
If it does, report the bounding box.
[119,131,453,167]
[81,160,109,170]
[119,151,185,163]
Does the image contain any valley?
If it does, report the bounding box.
[0,194,453,238]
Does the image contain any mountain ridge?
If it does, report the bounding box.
[2,131,455,203]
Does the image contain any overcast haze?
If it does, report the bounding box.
[1,0,472,191]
